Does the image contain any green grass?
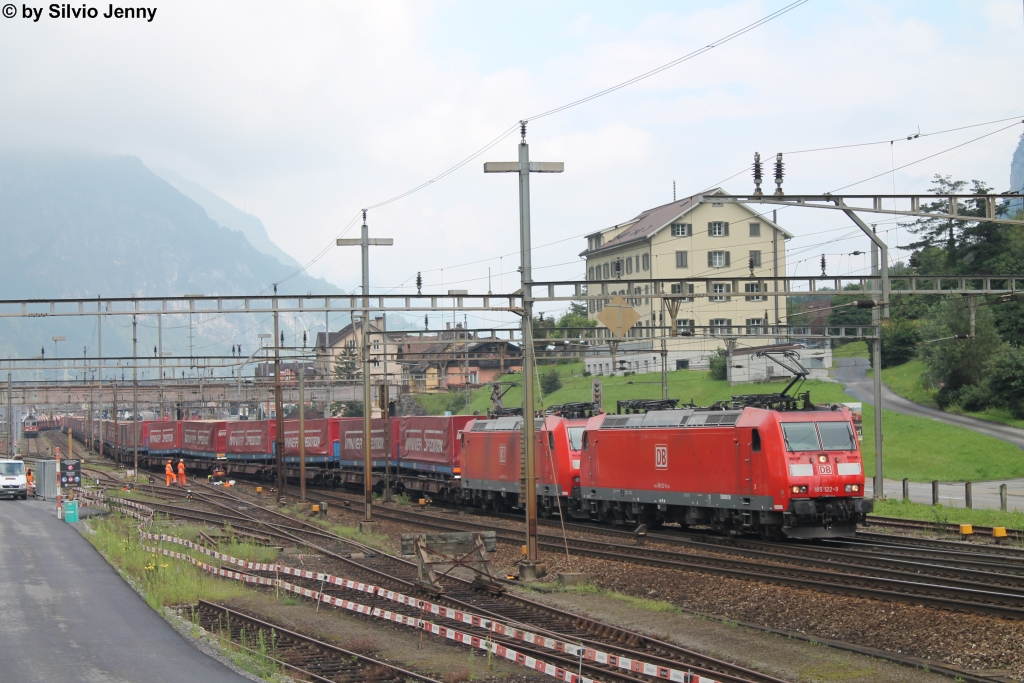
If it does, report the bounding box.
[832,341,869,359]
[86,513,249,610]
[881,360,1024,429]
[530,580,680,613]
[417,362,1024,482]
[881,360,936,406]
[874,498,1024,532]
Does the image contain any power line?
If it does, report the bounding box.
[783,115,1024,155]
[269,1,809,288]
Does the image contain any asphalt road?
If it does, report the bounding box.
[0,498,252,683]
[832,357,1024,450]
[833,357,1024,510]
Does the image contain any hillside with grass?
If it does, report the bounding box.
[415,360,1024,483]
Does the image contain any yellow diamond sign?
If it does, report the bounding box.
[596,296,641,338]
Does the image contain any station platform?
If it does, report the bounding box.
[0,498,252,683]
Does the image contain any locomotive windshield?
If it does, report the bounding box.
[781,423,819,451]
[782,422,857,452]
[566,427,584,450]
[817,422,856,451]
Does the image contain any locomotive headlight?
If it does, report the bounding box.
[791,485,807,494]
[792,486,800,493]
[573,476,580,483]
[845,484,852,492]
[818,455,828,463]
[852,484,859,492]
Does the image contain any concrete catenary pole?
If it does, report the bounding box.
[132,315,138,481]
[274,305,285,501]
[484,122,563,577]
[299,362,306,503]
[336,211,392,533]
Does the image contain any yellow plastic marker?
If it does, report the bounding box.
[993,527,1008,538]
[960,524,973,536]
[521,545,528,557]
[419,498,427,506]
[312,504,320,513]
[256,486,263,494]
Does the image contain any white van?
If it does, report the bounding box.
[0,459,27,499]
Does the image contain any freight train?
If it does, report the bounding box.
[59,387,869,538]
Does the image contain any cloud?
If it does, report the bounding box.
[1,0,1021,307]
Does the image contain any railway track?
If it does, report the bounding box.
[866,515,1024,543]
[115,484,789,683]
[195,601,441,683]
[292,486,1024,620]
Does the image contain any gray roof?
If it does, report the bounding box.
[580,188,792,257]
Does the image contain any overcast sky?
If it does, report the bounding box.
[3,0,1023,323]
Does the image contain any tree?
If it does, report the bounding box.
[878,318,919,368]
[540,369,562,395]
[332,344,359,382]
[918,298,1001,405]
[329,400,363,417]
[554,302,597,338]
[906,175,971,261]
[987,345,1024,418]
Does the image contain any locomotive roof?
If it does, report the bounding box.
[599,404,852,429]
[600,409,742,429]
[470,416,547,432]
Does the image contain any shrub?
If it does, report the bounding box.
[879,319,919,368]
[540,369,563,395]
[987,345,1024,418]
[708,349,728,381]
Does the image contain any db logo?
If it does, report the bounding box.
[499,445,507,464]
[655,445,668,470]
[819,464,833,475]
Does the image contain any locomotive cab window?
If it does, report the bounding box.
[567,427,585,450]
[751,428,761,452]
[817,422,856,451]
[781,423,820,451]
[549,432,556,450]
[582,433,589,451]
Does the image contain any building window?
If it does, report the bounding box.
[602,263,609,279]
[746,318,767,335]
[708,251,730,268]
[749,223,761,237]
[710,318,733,335]
[671,223,690,237]
[372,358,381,368]
[644,284,649,305]
[749,250,762,268]
[670,283,694,301]
[709,221,729,237]
[676,319,694,334]
[625,257,633,274]
[588,267,594,281]
[744,282,764,301]
[711,283,731,302]
[675,359,690,370]
[675,251,688,268]
[588,235,603,251]
[642,253,650,271]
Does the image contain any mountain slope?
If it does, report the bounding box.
[0,152,342,359]
[150,165,302,269]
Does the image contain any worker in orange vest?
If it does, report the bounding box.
[177,459,186,486]
[165,460,175,486]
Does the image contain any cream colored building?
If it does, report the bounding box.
[581,188,791,359]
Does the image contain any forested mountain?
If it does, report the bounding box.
[0,153,342,360]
